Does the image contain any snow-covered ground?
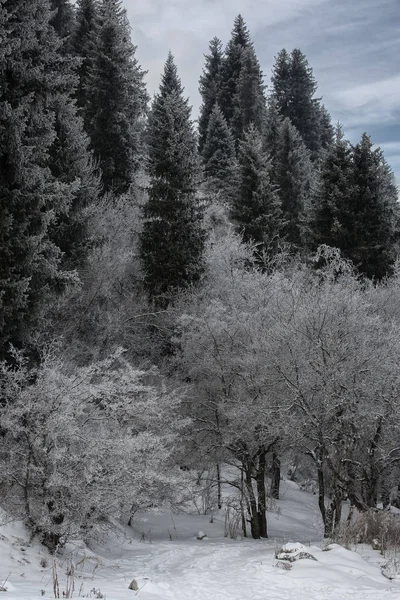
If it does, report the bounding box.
[2,480,400,600]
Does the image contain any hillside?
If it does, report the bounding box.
[1,480,400,600]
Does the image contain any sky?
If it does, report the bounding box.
[125,0,400,187]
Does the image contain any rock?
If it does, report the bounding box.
[128,579,139,591]
[196,530,207,540]
[276,561,292,570]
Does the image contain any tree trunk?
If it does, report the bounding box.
[316,455,326,533]
[216,463,222,510]
[271,450,281,500]
[255,447,268,538]
[240,467,247,537]
[324,486,343,538]
[243,462,260,539]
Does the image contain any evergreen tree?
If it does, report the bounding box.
[140,53,205,306]
[48,94,101,266]
[50,0,75,47]
[349,134,399,279]
[73,0,99,132]
[202,103,236,198]
[85,0,148,194]
[231,125,281,249]
[218,15,265,147]
[198,37,223,155]
[271,48,332,157]
[0,0,77,357]
[231,45,266,144]
[262,98,283,159]
[311,125,353,252]
[218,15,250,127]
[48,0,101,266]
[274,118,313,249]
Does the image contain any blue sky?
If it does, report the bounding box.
[125,0,400,187]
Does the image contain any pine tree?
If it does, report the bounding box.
[48,95,101,266]
[311,125,353,252]
[0,0,77,357]
[218,15,265,147]
[202,103,236,198]
[85,0,148,194]
[274,118,313,249]
[231,45,266,144]
[140,53,205,306]
[263,98,283,158]
[271,49,332,158]
[231,125,281,249]
[73,0,99,132]
[50,0,75,48]
[48,0,101,266]
[198,37,223,155]
[349,134,399,279]
[218,15,250,127]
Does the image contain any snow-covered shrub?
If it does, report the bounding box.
[0,347,184,549]
[337,509,400,551]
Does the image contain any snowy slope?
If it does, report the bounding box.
[1,481,400,600]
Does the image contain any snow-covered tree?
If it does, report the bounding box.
[140,53,205,306]
[202,103,237,198]
[231,124,282,252]
[84,0,148,193]
[198,37,223,155]
[0,348,184,549]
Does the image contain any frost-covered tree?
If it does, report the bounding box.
[50,0,75,49]
[140,53,205,306]
[231,125,281,251]
[198,37,223,155]
[310,125,353,252]
[218,15,265,146]
[274,118,313,250]
[202,103,237,198]
[0,348,184,549]
[174,236,290,539]
[312,131,399,279]
[231,45,266,144]
[0,0,79,358]
[84,0,148,193]
[348,134,399,280]
[270,49,332,158]
[73,0,99,132]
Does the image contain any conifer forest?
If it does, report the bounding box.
[1,0,400,552]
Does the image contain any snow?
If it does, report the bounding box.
[1,481,400,600]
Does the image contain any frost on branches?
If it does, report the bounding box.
[0,348,183,550]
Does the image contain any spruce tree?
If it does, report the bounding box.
[50,0,75,47]
[218,15,265,147]
[263,98,283,158]
[0,0,77,357]
[231,45,266,144]
[231,125,281,249]
[274,118,313,249]
[271,49,332,158]
[198,37,223,155]
[311,125,353,252]
[48,0,101,266]
[84,0,148,194]
[218,15,250,127]
[202,103,236,198]
[73,0,99,132]
[140,53,205,306]
[349,134,399,279]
